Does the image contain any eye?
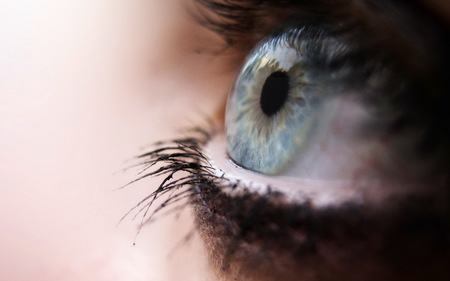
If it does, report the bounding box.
[193,2,449,280]
[222,10,450,187]
[131,1,450,281]
[226,26,320,175]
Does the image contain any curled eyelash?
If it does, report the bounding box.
[120,125,262,234]
[120,126,216,225]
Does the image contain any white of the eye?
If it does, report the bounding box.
[205,132,430,209]
[284,96,378,180]
[205,133,364,207]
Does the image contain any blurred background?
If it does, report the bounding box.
[0,0,231,280]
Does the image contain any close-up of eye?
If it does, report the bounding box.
[1,0,449,281]
[133,0,450,281]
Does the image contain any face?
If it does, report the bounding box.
[1,0,448,281]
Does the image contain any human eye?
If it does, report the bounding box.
[129,1,450,280]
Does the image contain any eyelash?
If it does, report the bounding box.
[122,124,238,225]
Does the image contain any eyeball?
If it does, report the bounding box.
[225,24,438,183]
[226,25,355,176]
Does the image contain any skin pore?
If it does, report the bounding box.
[0,1,448,281]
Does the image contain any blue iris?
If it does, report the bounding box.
[225,26,335,174]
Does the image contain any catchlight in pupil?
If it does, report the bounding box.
[260,71,290,116]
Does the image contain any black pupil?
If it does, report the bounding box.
[260,71,290,116]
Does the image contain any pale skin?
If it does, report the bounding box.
[0,1,448,281]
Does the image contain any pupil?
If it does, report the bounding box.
[260,71,290,116]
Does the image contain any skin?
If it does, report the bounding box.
[0,0,448,280]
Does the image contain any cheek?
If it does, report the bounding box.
[0,1,227,281]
